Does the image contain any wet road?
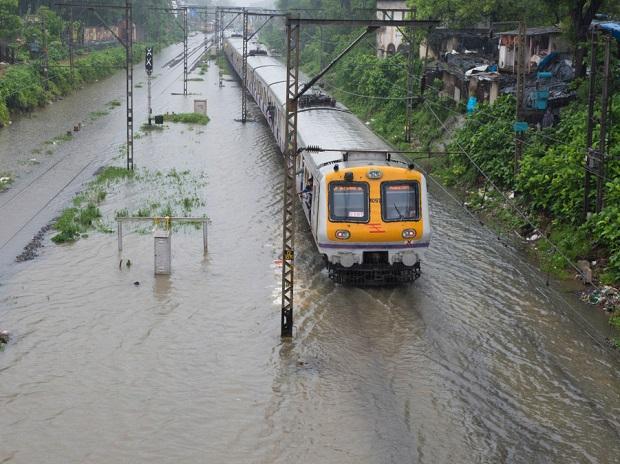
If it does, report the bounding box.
[1,36,619,464]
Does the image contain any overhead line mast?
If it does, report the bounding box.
[57,0,135,170]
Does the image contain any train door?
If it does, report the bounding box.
[311,182,319,238]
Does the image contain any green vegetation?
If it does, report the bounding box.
[52,203,102,243]
[107,99,121,107]
[53,164,207,244]
[0,1,184,127]
[163,112,210,125]
[198,59,209,75]
[44,132,72,145]
[0,172,13,192]
[431,94,620,284]
[93,166,135,185]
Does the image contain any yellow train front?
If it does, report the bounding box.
[301,154,431,286]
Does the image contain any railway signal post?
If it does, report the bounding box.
[145,47,153,125]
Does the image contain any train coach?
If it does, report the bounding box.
[224,37,431,285]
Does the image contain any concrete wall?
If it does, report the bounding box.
[376,0,408,58]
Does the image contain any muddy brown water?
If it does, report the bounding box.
[1,36,619,464]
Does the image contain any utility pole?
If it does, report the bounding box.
[596,34,612,212]
[125,0,134,170]
[215,7,220,53]
[150,7,188,95]
[58,1,135,170]
[514,20,526,175]
[239,11,284,121]
[404,8,415,143]
[183,7,188,96]
[242,8,248,122]
[68,7,74,81]
[584,31,597,218]
[281,16,301,337]
[42,14,49,91]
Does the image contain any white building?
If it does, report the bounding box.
[376,0,410,57]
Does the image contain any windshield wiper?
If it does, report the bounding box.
[393,203,403,220]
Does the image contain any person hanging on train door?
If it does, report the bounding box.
[267,103,274,125]
[301,177,313,212]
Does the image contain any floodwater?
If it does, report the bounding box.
[1,35,619,464]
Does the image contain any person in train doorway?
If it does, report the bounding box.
[267,103,274,125]
[301,177,313,212]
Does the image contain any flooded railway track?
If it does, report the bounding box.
[0,34,619,464]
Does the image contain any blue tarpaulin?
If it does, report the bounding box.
[537,52,558,71]
[599,22,620,41]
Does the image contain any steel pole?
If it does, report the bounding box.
[242,8,248,122]
[596,34,611,213]
[281,17,300,338]
[584,32,597,218]
[184,7,188,96]
[514,20,526,175]
[126,0,134,170]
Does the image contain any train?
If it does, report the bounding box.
[224,37,431,285]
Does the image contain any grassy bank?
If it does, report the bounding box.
[0,42,163,127]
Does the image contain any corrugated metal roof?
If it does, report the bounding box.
[499,26,561,36]
[598,22,620,41]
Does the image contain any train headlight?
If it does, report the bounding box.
[367,169,383,179]
[402,229,417,239]
[335,230,351,240]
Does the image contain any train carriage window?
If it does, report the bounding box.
[381,181,420,221]
[329,182,369,222]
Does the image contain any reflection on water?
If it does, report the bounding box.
[0,38,619,464]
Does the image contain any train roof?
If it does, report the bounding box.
[226,38,397,172]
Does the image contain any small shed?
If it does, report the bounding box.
[498,26,570,73]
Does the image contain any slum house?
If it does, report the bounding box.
[498,26,575,118]
[376,0,410,57]
[420,29,502,104]
[498,26,570,72]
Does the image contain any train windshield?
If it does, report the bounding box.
[329,182,369,222]
[381,182,420,221]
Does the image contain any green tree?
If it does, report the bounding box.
[0,0,21,42]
